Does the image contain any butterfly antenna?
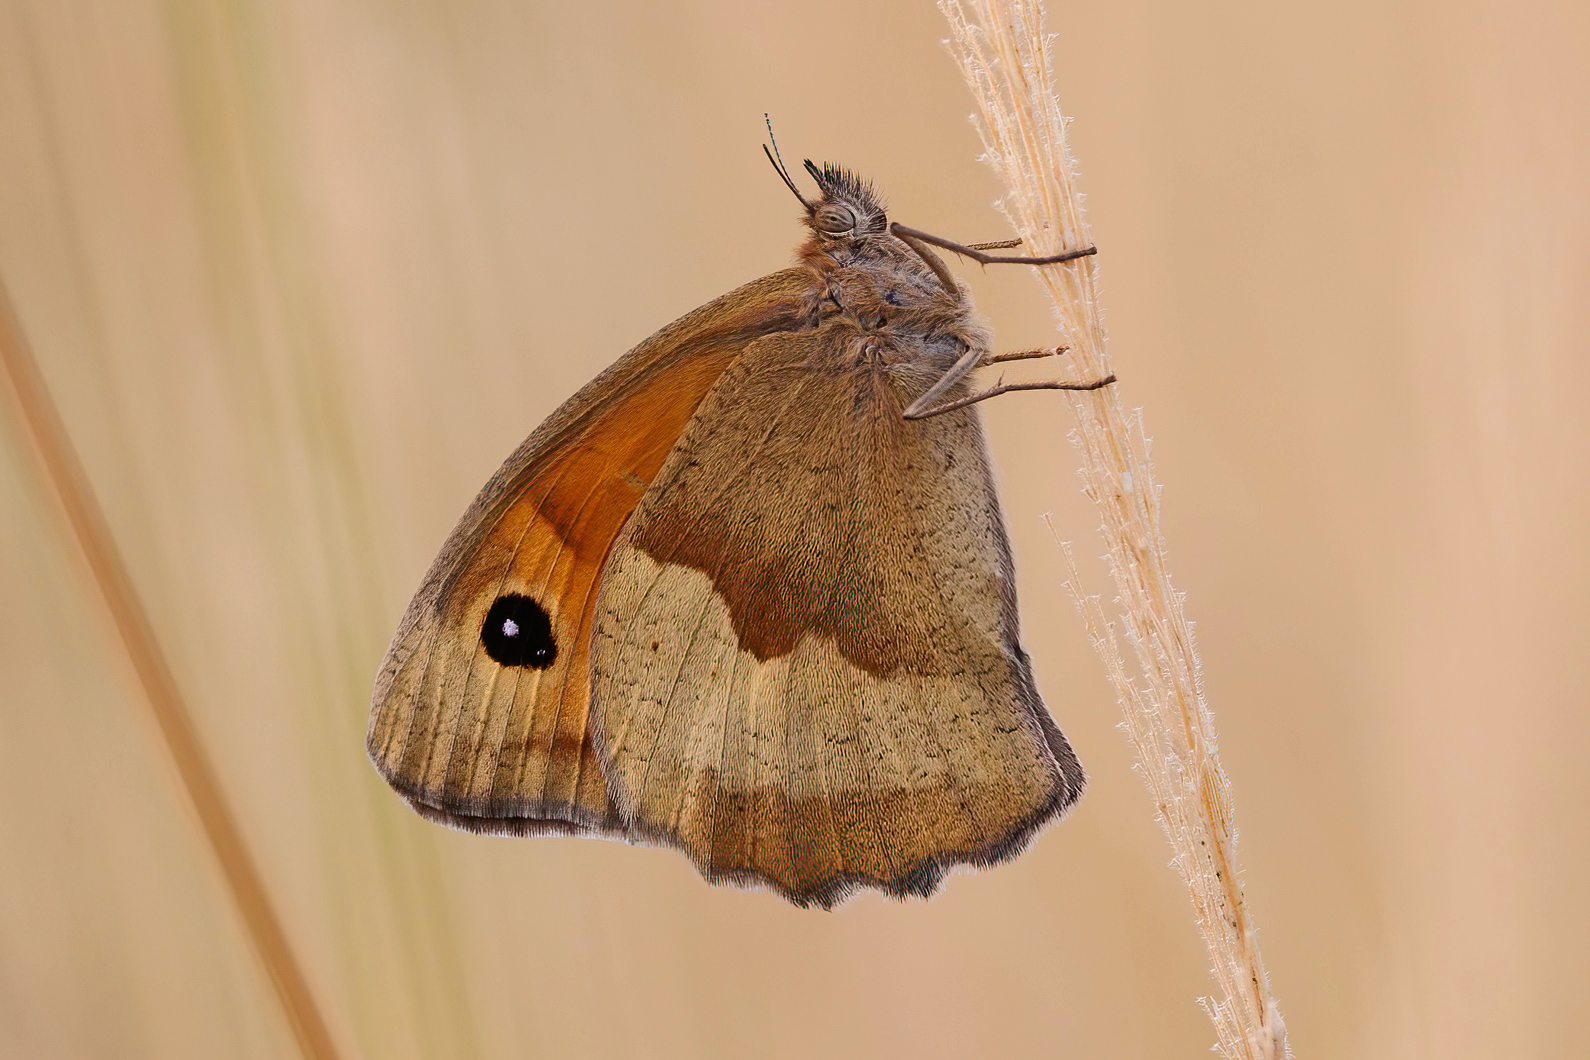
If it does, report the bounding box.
[763,114,812,210]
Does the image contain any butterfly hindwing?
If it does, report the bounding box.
[590,326,1084,904]
[367,269,816,835]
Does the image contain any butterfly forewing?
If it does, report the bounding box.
[367,270,816,835]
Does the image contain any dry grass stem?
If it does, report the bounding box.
[939,2,1292,1056]
[0,282,348,1060]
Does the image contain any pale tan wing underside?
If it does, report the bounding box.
[367,270,816,836]
[592,328,1084,905]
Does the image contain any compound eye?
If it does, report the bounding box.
[814,204,857,235]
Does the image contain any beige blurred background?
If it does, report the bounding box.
[2,0,1586,1057]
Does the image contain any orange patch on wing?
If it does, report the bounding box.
[411,341,749,818]
[536,349,744,550]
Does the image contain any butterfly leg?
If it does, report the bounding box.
[903,344,1113,420]
[902,343,986,419]
[982,346,1066,365]
[890,223,1097,267]
[904,368,1117,420]
[901,345,1060,417]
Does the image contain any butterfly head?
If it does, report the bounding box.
[799,160,887,242]
[761,137,888,244]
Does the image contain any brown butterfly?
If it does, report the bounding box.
[366,139,1112,907]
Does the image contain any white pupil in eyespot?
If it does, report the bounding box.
[502,618,520,638]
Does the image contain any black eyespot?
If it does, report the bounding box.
[481,594,557,669]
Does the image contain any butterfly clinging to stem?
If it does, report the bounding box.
[367,126,1113,907]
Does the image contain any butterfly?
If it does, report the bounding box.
[366,140,1111,907]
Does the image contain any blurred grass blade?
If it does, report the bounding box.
[0,279,348,1060]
